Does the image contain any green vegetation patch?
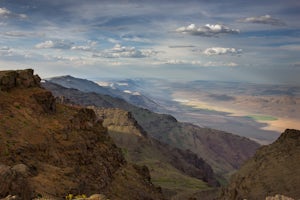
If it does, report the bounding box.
[247,115,278,121]
[141,159,209,191]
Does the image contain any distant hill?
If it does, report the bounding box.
[0,69,163,200]
[48,75,163,112]
[219,129,300,200]
[43,79,260,180]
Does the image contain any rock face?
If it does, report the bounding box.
[219,129,300,200]
[0,69,40,91]
[0,69,164,200]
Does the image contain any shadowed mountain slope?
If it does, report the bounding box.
[219,129,300,200]
[90,107,219,199]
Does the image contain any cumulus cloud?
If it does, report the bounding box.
[176,24,239,37]
[238,15,285,26]
[94,44,157,58]
[203,47,242,56]
[0,7,27,19]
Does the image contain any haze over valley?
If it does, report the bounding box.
[91,78,300,144]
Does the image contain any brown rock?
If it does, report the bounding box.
[219,129,300,200]
[0,164,32,199]
[0,69,40,91]
[32,91,56,113]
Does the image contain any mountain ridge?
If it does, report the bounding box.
[0,69,164,200]
[43,77,260,179]
[91,107,219,199]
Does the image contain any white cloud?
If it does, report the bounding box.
[164,59,237,67]
[238,15,285,26]
[176,24,240,37]
[71,45,92,51]
[203,47,242,56]
[121,35,151,43]
[0,7,27,19]
[35,40,73,49]
[94,44,157,58]
[0,8,10,16]
[36,40,97,52]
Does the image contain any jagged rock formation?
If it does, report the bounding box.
[219,129,300,200]
[0,69,40,91]
[43,80,260,179]
[0,69,164,200]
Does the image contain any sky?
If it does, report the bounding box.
[0,0,300,84]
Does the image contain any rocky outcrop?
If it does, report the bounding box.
[69,108,100,130]
[0,69,40,91]
[0,69,164,200]
[219,129,300,200]
[31,91,56,113]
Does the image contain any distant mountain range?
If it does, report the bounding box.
[47,76,165,112]
[43,77,260,179]
[87,78,300,144]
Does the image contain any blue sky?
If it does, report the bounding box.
[0,0,300,84]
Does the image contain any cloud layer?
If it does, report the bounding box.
[238,15,285,26]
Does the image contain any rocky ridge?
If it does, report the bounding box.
[43,80,260,179]
[0,69,164,200]
[219,129,300,200]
